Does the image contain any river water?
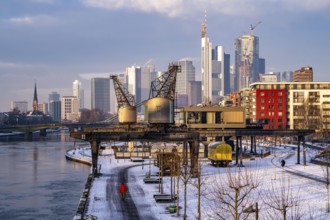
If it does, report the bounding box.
[0,130,91,220]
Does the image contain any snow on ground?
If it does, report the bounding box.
[67,143,330,220]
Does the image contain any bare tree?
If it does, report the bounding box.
[321,154,330,212]
[262,176,302,220]
[189,159,209,220]
[320,101,330,142]
[179,148,193,220]
[307,204,327,220]
[206,166,262,220]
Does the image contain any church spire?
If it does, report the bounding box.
[32,81,38,113]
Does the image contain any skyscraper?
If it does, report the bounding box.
[126,65,155,112]
[73,80,84,109]
[49,101,61,122]
[212,46,231,97]
[48,91,61,122]
[48,92,60,102]
[201,14,213,104]
[127,66,141,111]
[187,81,202,106]
[235,33,265,91]
[173,59,195,106]
[91,78,110,113]
[230,65,235,93]
[201,15,231,104]
[141,64,155,101]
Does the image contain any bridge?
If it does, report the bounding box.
[0,122,114,137]
[70,123,314,177]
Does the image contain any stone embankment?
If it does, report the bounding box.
[66,147,93,220]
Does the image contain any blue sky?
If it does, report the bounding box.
[0,0,330,112]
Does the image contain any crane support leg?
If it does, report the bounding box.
[189,140,199,177]
[90,140,100,176]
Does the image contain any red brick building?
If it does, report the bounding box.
[255,89,287,129]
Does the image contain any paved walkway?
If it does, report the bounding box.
[66,147,157,220]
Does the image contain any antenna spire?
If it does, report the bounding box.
[201,10,207,38]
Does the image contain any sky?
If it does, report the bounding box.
[1,0,330,112]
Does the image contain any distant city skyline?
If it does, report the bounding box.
[1,0,330,111]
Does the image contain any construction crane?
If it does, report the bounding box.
[149,64,181,100]
[250,21,262,35]
[110,75,137,124]
[110,75,135,108]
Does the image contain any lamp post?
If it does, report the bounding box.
[243,202,258,220]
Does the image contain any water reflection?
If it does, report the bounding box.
[0,131,91,219]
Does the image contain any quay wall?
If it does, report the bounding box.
[65,149,93,220]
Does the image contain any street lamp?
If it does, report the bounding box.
[243,202,259,220]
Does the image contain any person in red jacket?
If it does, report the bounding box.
[119,182,127,201]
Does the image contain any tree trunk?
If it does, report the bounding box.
[176,170,180,217]
[327,183,330,212]
[197,163,201,219]
[183,164,187,220]
[235,189,239,220]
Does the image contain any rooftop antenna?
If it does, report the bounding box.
[201,10,207,38]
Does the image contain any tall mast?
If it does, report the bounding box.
[201,10,207,38]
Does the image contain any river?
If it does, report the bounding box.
[0,130,91,220]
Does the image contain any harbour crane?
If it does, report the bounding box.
[110,75,137,124]
[110,75,135,108]
[149,64,181,100]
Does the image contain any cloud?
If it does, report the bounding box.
[30,0,54,4]
[5,15,60,26]
[8,16,34,25]
[281,0,330,11]
[82,0,185,17]
[0,62,34,69]
[82,0,330,18]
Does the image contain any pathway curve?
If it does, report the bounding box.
[271,153,327,184]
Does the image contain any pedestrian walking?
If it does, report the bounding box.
[281,159,285,167]
[119,182,127,201]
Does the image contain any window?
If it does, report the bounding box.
[278,91,282,96]
[215,112,222,124]
[278,112,282,117]
[201,112,207,124]
[260,92,265,96]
